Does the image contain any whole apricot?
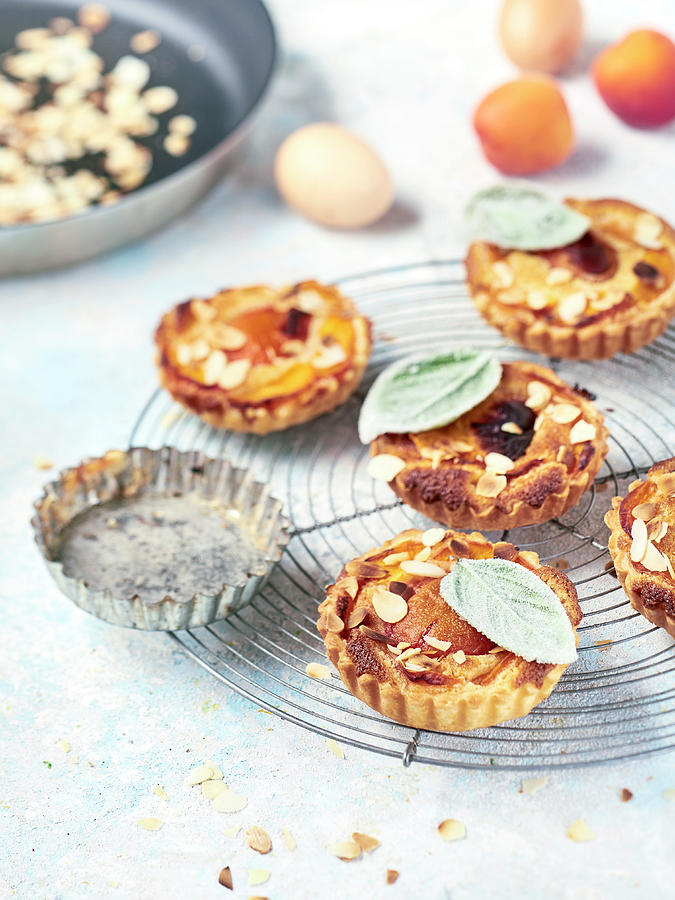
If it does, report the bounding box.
[593,29,675,128]
[473,76,575,175]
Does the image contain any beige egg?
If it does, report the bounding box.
[274,123,393,229]
[499,0,583,74]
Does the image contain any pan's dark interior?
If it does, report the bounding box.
[0,0,276,187]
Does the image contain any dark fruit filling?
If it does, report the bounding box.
[472,401,536,461]
[564,232,614,275]
[283,308,312,340]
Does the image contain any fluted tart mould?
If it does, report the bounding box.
[31,446,290,630]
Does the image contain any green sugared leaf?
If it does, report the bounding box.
[439,558,577,665]
[465,185,590,251]
[358,349,501,443]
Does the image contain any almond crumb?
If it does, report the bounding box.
[620,788,633,802]
[326,738,345,759]
[438,819,466,841]
[352,832,379,852]
[246,826,271,854]
[521,776,548,795]
[306,662,331,680]
[328,839,361,861]
[137,817,163,831]
[386,869,399,885]
[282,828,297,851]
[34,456,54,470]
[566,819,595,842]
[218,866,233,889]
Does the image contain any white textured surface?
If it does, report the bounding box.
[2,0,675,897]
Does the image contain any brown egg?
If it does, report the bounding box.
[274,123,393,229]
[499,0,583,74]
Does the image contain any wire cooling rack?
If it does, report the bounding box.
[130,259,675,770]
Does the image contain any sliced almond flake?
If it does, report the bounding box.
[422,527,446,547]
[359,624,395,644]
[518,550,539,566]
[337,575,359,598]
[397,647,421,663]
[566,819,595,842]
[492,260,514,288]
[501,421,522,435]
[546,266,573,286]
[169,114,197,136]
[175,343,194,366]
[202,349,227,385]
[325,611,344,633]
[346,607,368,628]
[282,828,297,851]
[352,832,379,852]
[130,29,161,54]
[218,866,233,890]
[387,644,402,655]
[647,520,667,543]
[367,454,406,482]
[326,738,345,759]
[403,662,429,673]
[525,289,549,310]
[484,451,514,474]
[213,790,248,814]
[521,776,548,795]
[34,456,54,470]
[328,840,361,861]
[452,650,467,664]
[489,646,507,654]
[556,446,568,463]
[557,292,587,324]
[78,3,111,32]
[382,551,410,565]
[594,639,613,647]
[415,546,431,562]
[152,785,168,802]
[657,472,675,496]
[438,819,466,841]
[190,338,210,361]
[630,517,648,562]
[633,502,657,521]
[549,403,581,425]
[202,780,229,800]
[569,420,596,444]
[185,762,215,785]
[137,817,163,831]
[205,760,223,780]
[345,559,387,579]
[191,298,217,321]
[476,471,507,498]
[642,541,668,572]
[218,358,251,390]
[634,213,663,249]
[212,325,246,351]
[386,870,399,885]
[306,662,331,680]
[525,381,552,410]
[247,869,270,886]
[372,587,408,624]
[246,826,272,854]
[425,635,452,652]
[400,560,447,578]
[533,414,544,432]
[222,826,241,838]
[56,739,71,753]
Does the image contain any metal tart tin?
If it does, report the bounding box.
[31,447,290,630]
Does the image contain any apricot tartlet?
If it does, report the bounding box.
[155,280,372,434]
[466,198,675,359]
[606,457,675,638]
[317,528,582,731]
[369,361,608,530]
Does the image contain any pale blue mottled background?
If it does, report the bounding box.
[2,1,675,897]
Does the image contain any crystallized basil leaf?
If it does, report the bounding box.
[439,558,577,665]
[465,185,591,251]
[357,349,501,444]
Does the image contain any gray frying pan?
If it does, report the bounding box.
[0,0,276,275]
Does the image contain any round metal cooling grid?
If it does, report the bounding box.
[130,259,675,769]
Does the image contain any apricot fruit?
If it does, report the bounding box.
[473,76,575,175]
[593,29,675,128]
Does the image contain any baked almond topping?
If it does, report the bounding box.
[367,454,406,482]
[422,527,446,547]
[641,541,668,573]
[246,826,272,855]
[399,560,447,578]
[546,266,573,286]
[345,560,386,578]
[484,451,514,474]
[549,403,581,425]
[338,575,359,598]
[372,587,409,623]
[647,520,667,543]
[359,624,396,644]
[453,650,467,664]
[211,324,247,350]
[328,840,361,861]
[633,502,657,521]
[526,290,550,310]
[306,662,331,679]
[346,607,368,628]
[352,832,379,852]
[218,359,251,390]
[657,473,675,496]
[492,261,514,288]
[425,635,452,651]
[475,471,507,498]
[415,546,432,562]
[557,292,587,324]
[634,213,663,249]
[569,420,596,444]
[202,350,227,385]
[382,551,410,565]
[630,517,648,562]
[525,381,552,410]
[325,612,344,633]
[501,421,523,434]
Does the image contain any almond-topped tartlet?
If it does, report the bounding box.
[466,198,675,359]
[155,280,372,434]
[366,358,608,531]
[318,528,582,731]
[606,457,675,638]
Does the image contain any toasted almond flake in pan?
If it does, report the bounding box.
[186,762,216,785]
[169,114,197,136]
[152,785,168,801]
[325,611,344,633]
[77,3,110,32]
[414,546,431,562]
[218,358,252,391]
[566,819,595,842]
[213,790,248,814]
[282,828,297,851]
[247,869,270,886]
[525,381,552,410]
[550,403,581,425]
[546,266,573,286]
[453,650,467,664]
[383,551,410,565]
[345,561,387,580]
[400,559,447,578]
[476,471,507,498]
[246,826,272,854]
[422,527,446,547]
[521,776,548,795]
[641,541,668,572]
[386,870,399,885]
[202,780,229,800]
[137,817,163,831]
[218,866,233,889]
[425,635,452,652]
[359,625,396,644]
[372,587,409,623]
[501,421,523,435]
[484,451,514,474]
[306,662,331,679]
[106,517,118,528]
[328,840,361,861]
[633,502,657,521]
[634,213,663,249]
[492,261,514,288]
[438,819,466,841]
[368,454,406,482]
[142,86,178,113]
[346,607,368,628]
[526,289,550,310]
[164,132,190,156]
[557,292,587,324]
[352,832,380,852]
[630,518,648,563]
[569,420,596,444]
[326,738,345,759]
[131,30,161,54]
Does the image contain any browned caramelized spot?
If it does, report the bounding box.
[335,593,349,620]
[283,308,312,340]
[514,660,555,688]
[450,537,468,555]
[381,432,417,453]
[633,261,664,287]
[402,467,469,510]
[175,299,194,329]
[577,443,595,472]
[637,582,675,616]
[346,633,387,678]
[493,541,518,560]
[573,384,596,401]
[385,579,495,654]
[388,581,414,600]
[578,293,634,327]
[514,468,564,508]
[403,669,449,685]
[472,401,536,460]
[542,231,617,280]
